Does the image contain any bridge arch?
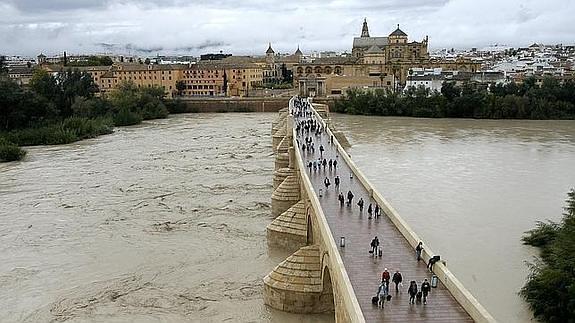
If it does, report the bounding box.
[306,205,314,244]
[319,259,336,313]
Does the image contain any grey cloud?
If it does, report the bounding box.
[0,0,574,56]
[1,0,108,12]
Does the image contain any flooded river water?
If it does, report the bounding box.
[331,114,575,323]
[0,113,332,323]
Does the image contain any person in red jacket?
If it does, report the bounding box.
[381,268,390,287]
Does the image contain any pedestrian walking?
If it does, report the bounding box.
[374,204,380,218]
[319,145,324,158]
[408,281,418,304]
[377,281,389,308]
[324,177,331,189]
[416,242,423,261]
[392,270,403,292]
[357,198,364,212]
[334,175,340,188]
[421,279,431,304]
[346,190,354,206]
[338,193,344,206]
[322,158,327,169]
[369,236,379,255]
[367,203,373,219]
[381,268,391,287]
[333,159,338,168]
[328,159,333,169]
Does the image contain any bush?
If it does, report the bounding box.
[113,108,142,126]
[141,101,168,120]
[521,189,575,322]
[3,117,113,146]
[0,138,26,162]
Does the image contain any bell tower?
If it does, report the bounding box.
[361,18,370,37]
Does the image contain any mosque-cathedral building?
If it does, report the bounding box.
[294,19,480,97]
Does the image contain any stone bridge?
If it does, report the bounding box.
[263,98,497,322]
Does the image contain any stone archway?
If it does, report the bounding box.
[319,265,336,313]
[306,206,314,244]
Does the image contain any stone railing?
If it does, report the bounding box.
[291,120,366,323]
[310,103,497,323]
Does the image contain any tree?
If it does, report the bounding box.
[0,56,7,75]
[521,189,575,323]
[144,58,151,65]
[441,81,461,101]
[175,80,186,96]
[30,69,61,109]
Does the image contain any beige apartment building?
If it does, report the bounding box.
[43,59,263,98]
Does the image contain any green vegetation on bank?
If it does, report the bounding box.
[0,58,182,162]
[0,137,26,162]
[333,77,575,119]
[521,189,575,322]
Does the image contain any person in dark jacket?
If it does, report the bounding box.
[347,190,354,206]
[367,203,373,219]
[357,198,364,212]
[381,268,390,286]
[338,192,344,206]
[370,236,379,255]
[416,242,424,261]
[408,281,418,304]
[334,175,340,188]
[392,270,403,292]
[421,279,431,304]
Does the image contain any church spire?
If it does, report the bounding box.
[361,18,370,37]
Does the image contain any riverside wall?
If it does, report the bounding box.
[179,97,290,113]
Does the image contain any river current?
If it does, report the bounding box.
[0,113,332,323]
[331,114,575,323]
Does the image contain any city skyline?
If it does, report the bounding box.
[1,0,574,56]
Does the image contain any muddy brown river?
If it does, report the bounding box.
[0,113,332,323]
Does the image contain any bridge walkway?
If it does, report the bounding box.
[294,115,473,322]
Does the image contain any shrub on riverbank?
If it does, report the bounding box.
[0,138,26,162]
[333,77,575,120]
[2,117,114,146]
[521,189,575,322]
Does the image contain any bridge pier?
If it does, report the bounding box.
[272,116,287,147]
[266,200,307,251]
[272,107,288,135]
[263,246,334,314]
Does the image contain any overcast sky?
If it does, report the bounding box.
[1,0,574,57]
